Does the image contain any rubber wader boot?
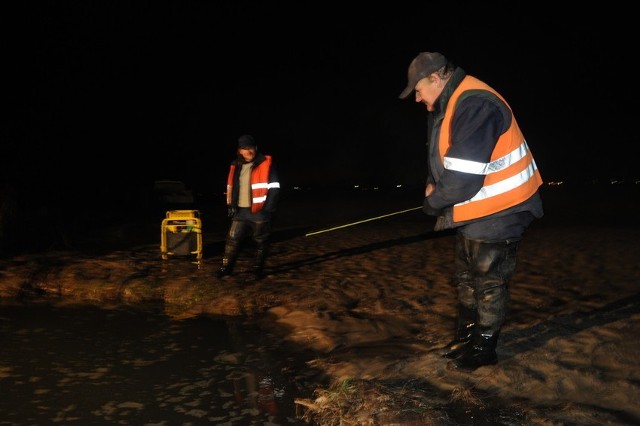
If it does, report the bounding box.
[443,305,476,359]
[251,246,267,279]
[216,244,239,278]
[450,238,515,371]
[452,327,500,371]
[444,234,478,359]
[251,221,270,279]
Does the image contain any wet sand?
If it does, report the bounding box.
[0,183,639,425]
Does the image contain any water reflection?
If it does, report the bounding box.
[0,301,316,425]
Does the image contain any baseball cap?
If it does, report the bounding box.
[238,134,257,149]
[398,52,447,99]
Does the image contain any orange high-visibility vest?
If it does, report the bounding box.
[439,76,543,222]
[226,155,275,213]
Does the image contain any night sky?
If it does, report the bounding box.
[5,2,636,212]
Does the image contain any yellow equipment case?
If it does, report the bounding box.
[160,210,202,261]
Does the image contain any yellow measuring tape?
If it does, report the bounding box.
[305,206,422,237]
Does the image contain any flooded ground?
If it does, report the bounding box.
[0,301,323,425]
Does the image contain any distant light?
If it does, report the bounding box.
[547,181,563,186]
[353,185,360,189]
[396,184,403,188]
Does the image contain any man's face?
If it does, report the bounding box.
[238,147,257,162]
[414,75,443,112]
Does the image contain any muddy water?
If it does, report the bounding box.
[0,301,320,425]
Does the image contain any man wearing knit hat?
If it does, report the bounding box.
[216,134,280,279]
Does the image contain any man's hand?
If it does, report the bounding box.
[425,183,435,196]
[423,183,441,216]
[227,207,237,218]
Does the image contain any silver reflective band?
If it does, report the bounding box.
[251,182,281,190]
[444,140,531,176]
[456,160,539,206]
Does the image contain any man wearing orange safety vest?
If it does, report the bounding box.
[216,134,280,279]
[399,52,544,371]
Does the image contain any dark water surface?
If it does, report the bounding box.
[0,301,318,425]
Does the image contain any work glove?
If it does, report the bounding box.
[434,215,447,232]
[434,208,453,232]
[227,206,237,218]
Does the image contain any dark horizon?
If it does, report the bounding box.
[5,3,637,207]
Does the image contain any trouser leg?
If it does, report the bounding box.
[216,219,248,277]
[452,236,518,371]
[443,234,477,358]
[251,220,271,278]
